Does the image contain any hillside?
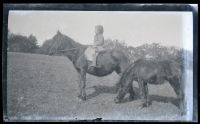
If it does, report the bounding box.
[7,52,186,121]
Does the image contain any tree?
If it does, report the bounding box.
[28,34,39,52]
[7,32,39,53]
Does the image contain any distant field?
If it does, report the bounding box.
[7,52,187,121]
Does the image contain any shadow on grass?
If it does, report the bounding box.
[87,85,179,108]
[86,85,141,101]
[86,85,118,100]
[149,95,179,107]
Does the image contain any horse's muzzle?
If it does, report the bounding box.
[114,97,121,103]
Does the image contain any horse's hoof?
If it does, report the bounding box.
[81,96,86,101]
[140,95,145,99]
[114,97,121,103]
[76,97,82,102]
[128,95,135,101]
[142,104,147,108]
[180,110,186,116]
[78,94,81,98]
[142,103,149,107]
[77,96,86,101]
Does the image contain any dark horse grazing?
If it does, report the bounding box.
[114,59,185,115]
[48,32,130,101]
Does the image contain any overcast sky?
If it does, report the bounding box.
[8,11,193,50]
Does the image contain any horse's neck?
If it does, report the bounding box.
[64,44,86,63]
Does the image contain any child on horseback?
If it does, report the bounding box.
[91,25,105,67]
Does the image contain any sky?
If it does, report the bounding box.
[8,11,193,51]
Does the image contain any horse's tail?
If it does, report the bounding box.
[111,49,131,73]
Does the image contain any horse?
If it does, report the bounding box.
[48,32,130,101]
[114,58,185,115]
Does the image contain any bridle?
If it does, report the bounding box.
[57,48,78,52]
[49,47,78,55]
[57,47,80,62]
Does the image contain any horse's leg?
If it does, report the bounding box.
[115,69,123,91]
[115,76,121,92]
[128,82,135,101]
[77,72,82,98]
[168,77,185,115]
[79,69,87,101]
[142,81,150,107]
[138,78,145,99]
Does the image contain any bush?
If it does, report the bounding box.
[104,39,187,66]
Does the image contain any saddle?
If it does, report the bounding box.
[84,46,105,63]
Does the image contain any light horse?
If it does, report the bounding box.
[48,32,130,101]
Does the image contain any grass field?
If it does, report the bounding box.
[6,52,189,121]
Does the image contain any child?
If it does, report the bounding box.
[91,25,105,67]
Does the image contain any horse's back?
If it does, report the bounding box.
[134,59,181,80]
[97,48,128,62]
[136,59,162,80]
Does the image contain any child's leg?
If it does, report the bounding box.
[91,52,97,66]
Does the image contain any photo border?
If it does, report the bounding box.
[2,4,198,122]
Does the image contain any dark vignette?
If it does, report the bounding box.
[2,3,197,122]
[192,5,198,122]
[2,4,9,122]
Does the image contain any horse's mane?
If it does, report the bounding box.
[118,62,135,86]
[54,31,84,49]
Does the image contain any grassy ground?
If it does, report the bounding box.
[6,52,187,121]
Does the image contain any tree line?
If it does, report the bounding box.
[7,31,192,69]
[7,30,39,53]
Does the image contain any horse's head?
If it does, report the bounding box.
[48,41,65,56]
[47,40,80,60]
[47,31,79,56]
